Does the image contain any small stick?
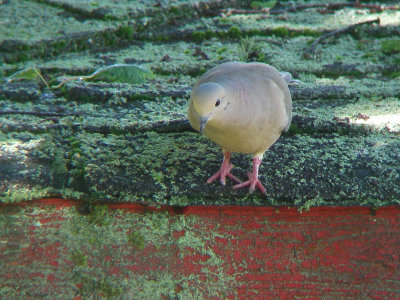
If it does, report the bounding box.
[305,18,380,56]
[222,2,400,16]
[0,110,78,117]
[33,68,50,89]
[51,76,89,89]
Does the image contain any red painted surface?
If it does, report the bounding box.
[1,198,399,298]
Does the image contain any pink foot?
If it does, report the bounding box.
[233,157,266,194]
[207,151,241,186]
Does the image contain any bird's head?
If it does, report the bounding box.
[190,82,228,133]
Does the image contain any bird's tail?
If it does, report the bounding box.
[280,71,301,85]
[279,71,292,84]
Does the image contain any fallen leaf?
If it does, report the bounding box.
[88,64,154,84]
[52,64,154,88]
[4,67,49,88]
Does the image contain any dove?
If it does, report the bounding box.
[187,62,292,194]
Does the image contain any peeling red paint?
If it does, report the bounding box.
[1,198,399,298]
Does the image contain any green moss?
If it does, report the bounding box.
[205,29,216,39]
[128,231,145,249]
[246,28,262,36]
[216,46,227,54]
[381,39,400,55]
[116,25,134,40]
[192,31,206,43]
[75,39,89,51]
[17,53,30,62]
[188,66,206,77]
[126,93,154,101]
[271,26,289,37]
[65,135,91,192]
[356,41,367,50]
[52,149,68,176]
[87,204,109,225]
[97,278,123,298]
[362,51,377,59]
[382,70,400,79]
[169,6,180,15]
[250,1,277,9]
[151,171,164,183]
[238,37,262,62]
[75,273,122,299]
[227,26,241,39]
[0,186,52,204]
[291,28,321,37]
[103,14,115,21]
[17,43,31,52]
[286,123,315,135]
[70,249,88,267]
[54,39,67,50]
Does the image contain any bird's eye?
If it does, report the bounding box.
[215,98,221,107]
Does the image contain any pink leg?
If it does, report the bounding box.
[207,151,242,186]
[233,157,266,194]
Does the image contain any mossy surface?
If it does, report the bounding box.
[0,204,237,298]
[381,38,400,54]
[1,1,400,298]
[1,0,399,207]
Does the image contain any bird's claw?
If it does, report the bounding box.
[232,172,266,194]
[207,163,242,185]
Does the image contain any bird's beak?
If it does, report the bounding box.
[199,115,209,134]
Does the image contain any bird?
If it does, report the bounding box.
[187,62,292,194]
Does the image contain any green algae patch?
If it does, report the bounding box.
[70,249,88,267]
[128,231,146,249]
[271,26,289,37]
[250,1,277,9]
[227,26,242,39]
[381,39,400,55]
[86,204,110,225]
[192,31,206,43]
[116,25,134,40]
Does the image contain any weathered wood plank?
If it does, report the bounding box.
[1,0,400,206]
[1,130,399,207]
[0,201,399,298]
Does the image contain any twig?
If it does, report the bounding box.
[223,8,270,16]
[222,2,400,16]
[0,110,78,117]
[33,68,50,89]
[0,119,191,135]
[52,76,88,89]
[305,18,380,56]
[276,2,400,14]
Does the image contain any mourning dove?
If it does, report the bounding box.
[188,62,292,194]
